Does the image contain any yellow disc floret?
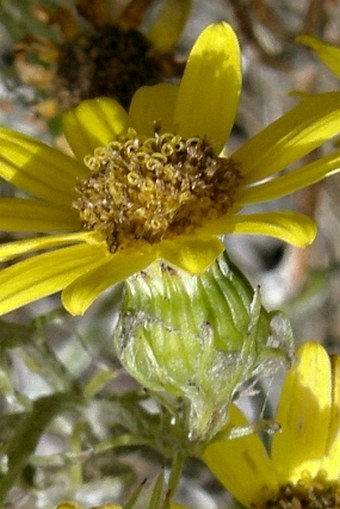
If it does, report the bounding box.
[264,476,340,509]
[74,126,242,252]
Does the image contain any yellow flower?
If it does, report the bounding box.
[297,35,340,79]
[202,341,340,509]
[0,22,339,316]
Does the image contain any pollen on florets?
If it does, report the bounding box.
[73,127,242,252]
[264,478,340,509]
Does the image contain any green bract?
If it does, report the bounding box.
[113,251,295,443]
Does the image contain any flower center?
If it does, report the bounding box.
[56,24,163,109]
[264,479,340,509]
[73,127,242,252]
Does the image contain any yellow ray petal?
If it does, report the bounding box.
[157,235,224,274]
[129,83,178,136]
[62,247,157,315]
[0,243,109,316]
[0,232,92,262]
[147,0,191,53]
[233,92,340,184]
[62,97,129,161]
[319,355,340,480]
[271,341,332,484]
[174,22,241,153]
[0,198,79,231]
[237,151,340,205]
[198,211,317,247]
[203,404,278,508]
[0,128,85,204]
[297,35,340,78]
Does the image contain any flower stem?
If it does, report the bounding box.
[168,452,186,498]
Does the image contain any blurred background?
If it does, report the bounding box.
[0,0,339,507]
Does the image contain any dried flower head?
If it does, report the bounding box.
[9,0,190,120]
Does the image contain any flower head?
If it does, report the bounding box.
[9,0,190,118]
[0,22,339,316]
[202,341,340,508]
